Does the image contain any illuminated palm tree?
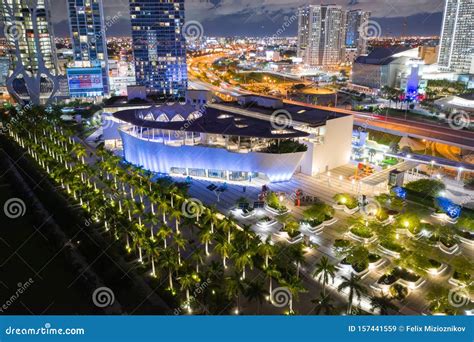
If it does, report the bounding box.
[338,273,367,315]
[312,292,336,315]
[370,295,398,315]
[313,256,336,296]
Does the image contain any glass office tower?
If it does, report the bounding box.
[67,0,109,94]
[129,0,188,99]
[0,0,59,104]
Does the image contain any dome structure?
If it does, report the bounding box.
[136,103,203,122]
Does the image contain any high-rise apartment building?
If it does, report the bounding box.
[345,9,371,56]
[0,0,59,104]
[438,0,474,74]
[67,0,109,94]
[129,0,188,99]
[297,5,345,67]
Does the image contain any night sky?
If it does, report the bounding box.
[50,0,445,37]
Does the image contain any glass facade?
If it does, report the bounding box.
[67,0,109,94]
[0,0,58,75]
[129,0,188,99]
[344,10,370,56]
[297,5,344,66]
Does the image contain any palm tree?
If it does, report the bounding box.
[199,227,213,256]
[224,273,244,314]
[219,218,234,244]
[157,198,170,224]
[265,264,281,295]
[171,208,182,234]
[144,211,159,239]
[157,224,172,248]
[370,295,398,315]
[214,237,233,269]
[313,256,336,296]
[337,273,367,315]
[243,280,267,314]
[289,243,305,279]
[144,237,161,277]
[173,232,187,266]
[160,249,179,291]
[312,292,336,315]
[257,238,275,268]
[179,273,197,308]
[203,207,219,233]
[234,250,254,280]
[282,276,307,314]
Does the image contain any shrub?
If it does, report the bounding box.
[396,213,421,234]
[303,201,334,223]
[266,192,286,212]
[334,193,358,209]
[264,140,308,154]
[350,224,374,239]
[405,179,446,197]
[333,239,352,257]
[380,240,404,253]
[390,284,408,300]
[453,270,471,283]
[457,216,474,233]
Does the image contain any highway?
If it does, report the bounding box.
[188,54,474,151]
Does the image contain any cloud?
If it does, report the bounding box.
[49,0,444,37]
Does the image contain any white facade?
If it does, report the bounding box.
[300,115,354,176]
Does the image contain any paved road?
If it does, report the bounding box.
[188,55,474,151]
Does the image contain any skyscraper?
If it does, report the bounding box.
[129,0,188,99]
[0,0,59,104]
[297,5,345,67]
[67,0,109,94]
[438,0,474,74]
[345,9,371,56]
